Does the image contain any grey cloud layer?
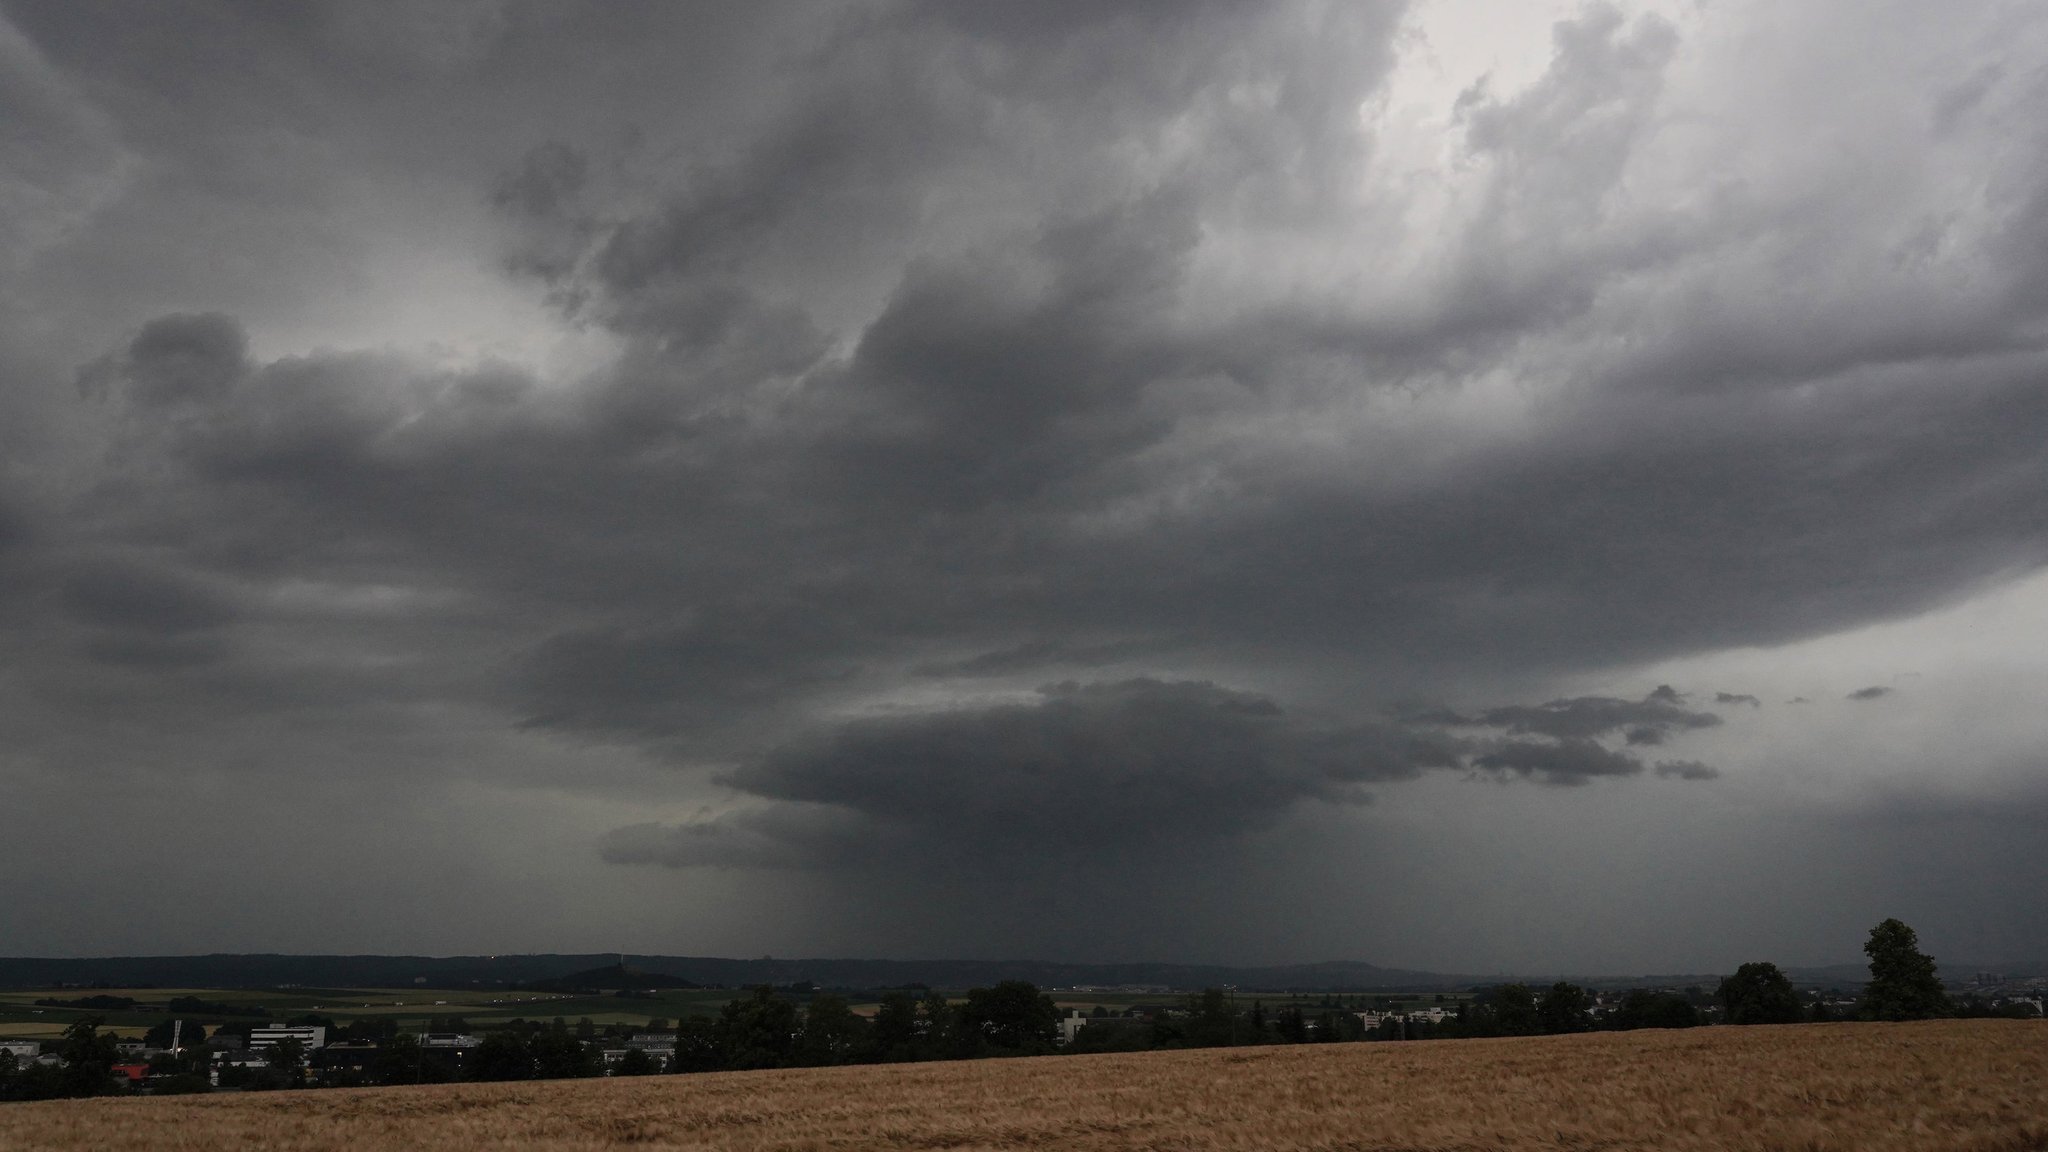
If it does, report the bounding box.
[2,0,2046,961]
[603,679,1722,871]
[43,2,2048,839]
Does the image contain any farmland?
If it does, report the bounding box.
[0,985,745,1040]
[0,983,1459,1041]
[2,1019,2042,1151]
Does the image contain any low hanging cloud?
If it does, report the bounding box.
[1468,738,1645,784]
[607,679,1727,870]
[1457,687,1723,742]
[1654,760,1721,781]
[1848,685,1896,701]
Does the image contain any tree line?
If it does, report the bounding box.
[0,918,2028,1102]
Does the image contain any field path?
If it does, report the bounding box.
[2,1019,2044,1150]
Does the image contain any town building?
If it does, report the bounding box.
[249,1025,326,1052]
[420,1033,482,1049]
[1058,1010,1091,1046]
[310,1041,382,1083]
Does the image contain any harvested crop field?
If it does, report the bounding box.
[3,1020,2043,1151]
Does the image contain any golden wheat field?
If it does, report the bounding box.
[2,1020,2043,1151]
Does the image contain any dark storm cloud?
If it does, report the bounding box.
[1466,688,1722,742]
[1848,686,1896,701]
[58,557,237,635]
[609,679,1717,868]
[4,0,2048,964]
[37,2,2043,827]
[1469,738,1644,785]
[729,680,1402,847]
[38,5,2045,769]
[1654,760,1720,782]
[0,491,26,555]
[84,312,250,408]
[914,638,1161,678]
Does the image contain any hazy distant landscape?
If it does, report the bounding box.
[1,917,2038,1112]
[6,950,2047,995]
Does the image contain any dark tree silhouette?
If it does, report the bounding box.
[530,1029,598,1079]
[1717,962,1802,1025]
[1608,989,1698,1030]
[469,1033,533,1081]
[1861,918,1950,1020]
[957,981,1059,1053]
[1491,984,1540,1036]
[797,995,871,1065]
[713,986,801,1070]
[1537,983,1592,1034]
[870,992,920,1061]
[671,1016,721,1073]
[1184,988,1243,1047]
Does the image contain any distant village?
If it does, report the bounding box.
[3,922,2041,1101]
[3,977,2039,1098]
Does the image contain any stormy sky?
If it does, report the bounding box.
[3,0,2046,974]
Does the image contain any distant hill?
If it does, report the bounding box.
[1782,963,1874,987]
[522,963,700,992]
[4,952,2031,993]
[0,953,1479,992]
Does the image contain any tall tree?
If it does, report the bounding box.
[1490,984,1540,1036]
[373,1033,427,1085]
[957,982,1059,1053]
[58,1018,120,1096]
[919,990,962,1058]
[671,1016,722,1073]
[530,1029,597,1079]
[1537,983,1592,1034]
[1861,918,1950,1020]
[1184,988,1242,1047]
[469,1033,532,1081]
[1717,962,1802,1025]
[1276,1006,1308,1044]
[713,986,800,1070]
[796,996,871,1066]
[870,993,920,1061]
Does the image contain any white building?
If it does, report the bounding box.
[249,1025,326,1052]
[420,1033,482,1049]
[0,1039,38,1061]
[1058,1010,1092,1046]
